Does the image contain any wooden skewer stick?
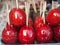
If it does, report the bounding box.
[25,2,28,26]
[42,1,46,24]
[52,1,58,9]
[24,0,37,13]
[25,1,30,26]
[6,3,10,24]
[52,0,54,9]
[40,1,43,16]
[52,0,56,9]
[27,2,30,26]
[32,0,37,13]
[16,0,19,8]
[27,0,30,14]
[55,1,58,8]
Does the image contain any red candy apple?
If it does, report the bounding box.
[46,8,60,26]
[54,25,60,42]
[2,23,17,44]
[34,16,44,29]
[18,26,35,44]
[9,8,26,26]
[36,24,53,43]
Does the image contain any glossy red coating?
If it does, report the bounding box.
[54,25,60,42]
[46,8,60,26]
[18,26,35,44]
[9,8,26,26]
[36,24,53,43]
[34,16,44,29]
[2,23,17,44]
